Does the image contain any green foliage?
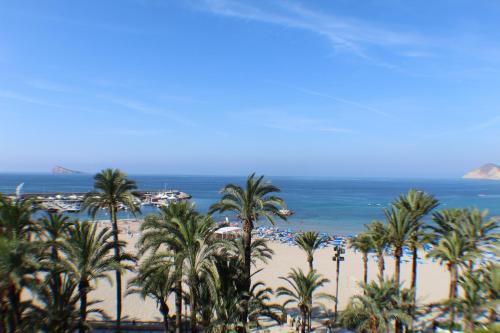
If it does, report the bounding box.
[296,231,327,270]
[339,279,411,333]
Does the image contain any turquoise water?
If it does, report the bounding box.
[1,174,500,234]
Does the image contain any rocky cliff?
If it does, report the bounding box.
[52,166,84,175]
[463,163,500,180]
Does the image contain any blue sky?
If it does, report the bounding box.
[1,0,500,177]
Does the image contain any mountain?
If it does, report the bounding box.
[463,163,500,180]
[52,166,84,175]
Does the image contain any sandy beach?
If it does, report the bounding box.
[90,220,450,327]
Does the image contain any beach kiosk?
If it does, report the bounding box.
[214,226,242,239]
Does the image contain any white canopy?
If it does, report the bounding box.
[215,226,242,234]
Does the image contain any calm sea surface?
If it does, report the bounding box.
[1,174,500,234]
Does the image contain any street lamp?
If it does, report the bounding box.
[332,245,345,323]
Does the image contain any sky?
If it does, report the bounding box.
[1,0,500,177]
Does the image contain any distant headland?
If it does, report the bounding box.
[463,163,500,180]
[51,165,85,175]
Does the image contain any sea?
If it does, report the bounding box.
[1,173,500,235]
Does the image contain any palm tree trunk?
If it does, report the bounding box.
[488,289,497,325]
[394,248,402,284]
[7,284,19,333]
[308,257,313,272]
[468,260,474,274]
[410,244,418,333]
[241,219,253,329]
[175,271,182,333]
[363,253,368,284]
[410,245,417,293]
[110,205,122,330]
[448,264,457,333]
[51,249,63,329]
[79,281,88,333]
[394,248,402,333]
[300,309,306,333]
[0,293,7,333]
[190,292,197,333]
[160,301,169,333]
[378,252,385,281]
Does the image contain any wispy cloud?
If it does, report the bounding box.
[0,90,65,108]
[294,87,389,117]
[243,109,355,134]
[192,0,425,59]
[8,10,147,35]
[468,116,500,131]
[101,96,198,127]
[105,128,167,136]
[25,79,78,93]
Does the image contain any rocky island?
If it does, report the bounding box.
[463,163,500,180]
[52,165,84,175]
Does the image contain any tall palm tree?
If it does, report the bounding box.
[209,173,285,327]
[127,252,177,333]
[167,214,219,333]
[37,213,74,321]
[456,270,486,332]
[384,206,414,333]
[140,202,199,333]
[429,208,467,242]
[384,206,414,285]
[295,231,327,272]
[366,221,389,281]
[427,230,475,333]
[480,263,499,325]
[203,236,277,332]
[63,221,122,333]
[339,279,411,333]
[0,196,37,240]
[0,237,40,332]
[276,268,330,333]
[461,208,499,272]
[393,189,438,319]
[81,168,140,327]
[0,196,39,332]
[350,232,373,284]
[26,275,81,333]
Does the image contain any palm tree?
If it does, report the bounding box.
[461,208,499,272]
[26,275,82,333]
[456,271,486,332]
[0,237,40,332]
[0,196,37,240]
[209,173,285,327]
[428,230,475,333]
[276,268,330,333]
[384,206,414,285]
[350,232,373,284]
[366,221,389,281]
[393,189,438,322]
[429,208,467,242]
[37,213,74,321]
[481,263,499,325]
[127,252,177,333]
[339,279,410,333]
[140,202,199,333]
[166,214,219,333]
[203,236,277,332]
[0,196,39,332]
[295,231,327,272]
[81,168,140,327]
[63,221,122,333]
